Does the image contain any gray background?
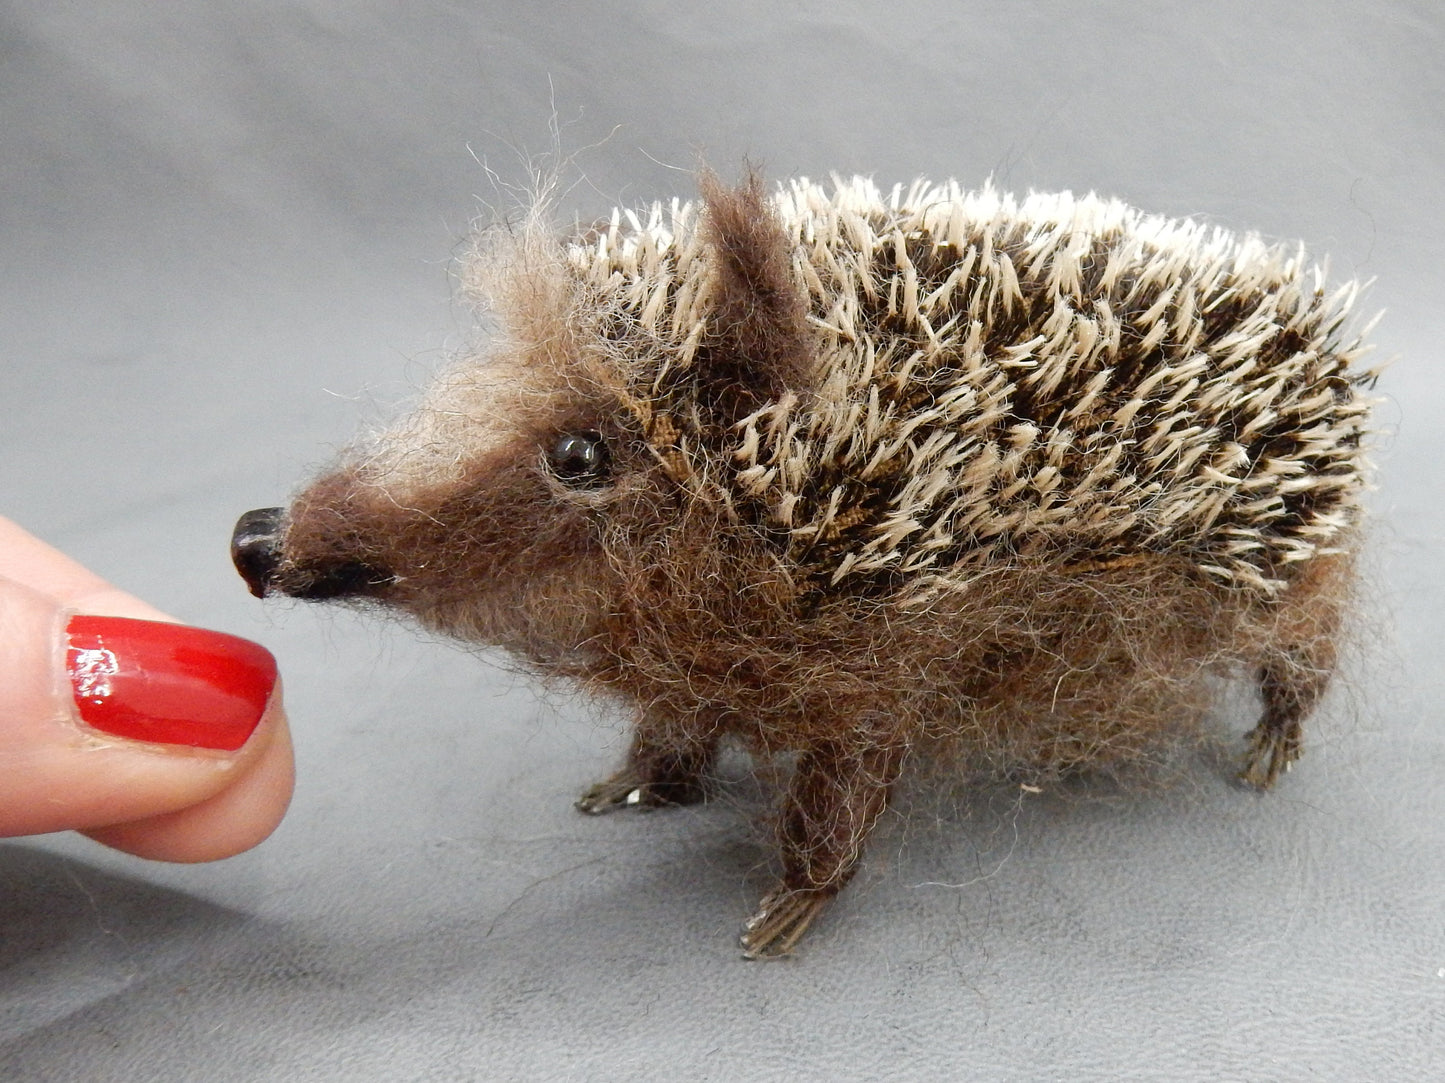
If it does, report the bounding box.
[3,1,1442,1078]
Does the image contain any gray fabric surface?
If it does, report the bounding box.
[3,1,1442,1078]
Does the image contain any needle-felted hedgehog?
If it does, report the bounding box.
[232,170,1376,957]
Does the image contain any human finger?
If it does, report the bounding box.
[0,524,294,859]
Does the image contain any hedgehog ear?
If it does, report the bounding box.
[692,166,816,426]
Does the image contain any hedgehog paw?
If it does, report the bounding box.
[1240,719,1302,790]
[739,886,834,959]
[575,769,705,815]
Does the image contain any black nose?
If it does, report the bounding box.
[231,506,396,602]
[232,508,286,598]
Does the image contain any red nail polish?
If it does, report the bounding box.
[66,616,277,751]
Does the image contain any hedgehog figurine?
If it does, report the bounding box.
[231,170,1376,957]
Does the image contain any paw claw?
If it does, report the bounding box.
[576,770,705,814]
[576,776,644,815]
[739,887,834,959]
[1240,720,1302,790]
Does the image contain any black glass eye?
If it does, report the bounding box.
[549,430,609,485]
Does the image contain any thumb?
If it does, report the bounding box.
[0,525,293,862]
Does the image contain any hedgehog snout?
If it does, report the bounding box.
[231,508,286,598]
[231,507,395,602]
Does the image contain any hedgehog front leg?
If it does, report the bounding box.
[576,720,719,814]
[741,738,904,959]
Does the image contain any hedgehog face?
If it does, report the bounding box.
[232,346,662,661]
[231,170,847,657]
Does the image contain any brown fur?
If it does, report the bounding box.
[245,171,1376,957]
[693,167,818,421]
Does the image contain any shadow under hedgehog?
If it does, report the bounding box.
[232,169,1377,957]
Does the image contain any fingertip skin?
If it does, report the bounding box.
[82,691,296,862]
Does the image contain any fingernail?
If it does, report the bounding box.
[66,615,277,751]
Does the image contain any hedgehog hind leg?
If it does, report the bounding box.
[1240,554,1350,789]
[576,723,719,814]
[741,738,904,959]
[1240,659,1319,788]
